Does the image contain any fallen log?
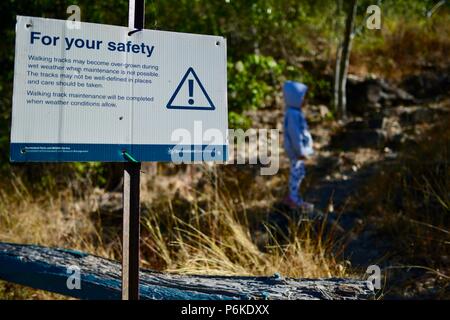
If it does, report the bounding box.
[0,242,373,300]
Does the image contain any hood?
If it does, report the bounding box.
[283,81,308,109]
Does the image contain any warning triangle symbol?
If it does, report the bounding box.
[166,67,215,111]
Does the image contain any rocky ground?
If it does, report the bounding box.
[246,74,449,298]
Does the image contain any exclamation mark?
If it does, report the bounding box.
[188,79,194,105]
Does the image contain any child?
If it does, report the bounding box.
[282,81,314,211]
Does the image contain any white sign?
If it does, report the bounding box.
[10,16,228,162]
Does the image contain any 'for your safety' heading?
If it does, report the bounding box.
[29,32,155,58]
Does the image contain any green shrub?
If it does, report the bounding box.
[227,54,327,128]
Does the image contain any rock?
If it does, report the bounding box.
[399,106,437,125]
[316,154,343,174]
[319,105,330,118]
[378,79,416,106]
[346,75,416,115]
[389,133,407,149]
[381,117,404,149]
[401,69,450,100]
[346,75,382,114]
[345,119,371,131]
[305,104,332,123]
[345,117,385,131]
[331,126,387,150]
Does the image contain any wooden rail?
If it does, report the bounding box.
[0,242,373,300]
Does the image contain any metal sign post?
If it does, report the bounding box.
[122,162,141,300]
[122,0,145,301]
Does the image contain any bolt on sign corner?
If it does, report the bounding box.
[10,16,228,163]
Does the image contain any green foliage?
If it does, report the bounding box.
[228,55,282,113]
[227,53,332,127]
[0,0,447,181]
[228,112,252,130]
[72,162,108,187]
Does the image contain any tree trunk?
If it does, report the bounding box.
[337,0,358,120]
[333,0,343,112]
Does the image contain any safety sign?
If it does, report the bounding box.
[10,16,228,162]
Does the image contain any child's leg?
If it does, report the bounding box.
[289,160,306,206]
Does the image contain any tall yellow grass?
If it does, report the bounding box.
[0,164,349,299]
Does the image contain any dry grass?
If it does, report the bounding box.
[350,10,450,79]
[0,175,117,258]
[140,166,347,278]
[0,163,350,299]
[0,173,119,299]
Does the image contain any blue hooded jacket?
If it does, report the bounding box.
[283,81,314,160]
